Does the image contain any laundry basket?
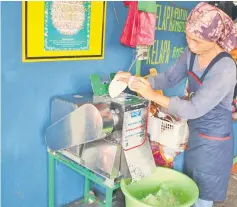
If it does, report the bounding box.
[148,115,189,149]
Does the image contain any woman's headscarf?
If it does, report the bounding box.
[186,2,237,52]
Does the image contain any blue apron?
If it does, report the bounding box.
[184,52,234,201]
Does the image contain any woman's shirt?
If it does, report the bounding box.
[148,48,237,120]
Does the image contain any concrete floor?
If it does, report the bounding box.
[215,175,237,207]
[70,174,237,207]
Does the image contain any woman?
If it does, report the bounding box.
[115,3,237,207]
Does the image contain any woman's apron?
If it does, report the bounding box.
[184,52,234,201]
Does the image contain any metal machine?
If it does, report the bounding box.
[45,92,156,185]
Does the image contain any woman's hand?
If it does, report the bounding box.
[129,77,155,101]
[114,71,131,84]
[233,112,237,120]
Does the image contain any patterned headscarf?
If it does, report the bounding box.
[186,2,237,52]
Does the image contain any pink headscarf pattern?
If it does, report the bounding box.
[186,2,237,52]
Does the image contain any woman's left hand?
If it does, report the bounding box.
[129,77,155,101]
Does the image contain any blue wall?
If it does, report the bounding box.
[1,2,132,206]
[2,2,235,207]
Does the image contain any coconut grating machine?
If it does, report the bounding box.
[45,74,156,206]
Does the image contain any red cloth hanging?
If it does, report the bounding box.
[123,1,132,7]
[120,1,140,48]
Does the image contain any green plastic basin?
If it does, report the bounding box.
[121,167,199,207]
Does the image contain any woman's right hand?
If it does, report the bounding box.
[233,112,237,120]
[114,71,132,84]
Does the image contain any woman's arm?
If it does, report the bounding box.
[156,59,236,120]
[131,58,236,120]
[148,48,189,90]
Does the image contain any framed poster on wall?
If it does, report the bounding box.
[22,1,106,62]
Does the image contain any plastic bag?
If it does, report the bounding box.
[148,101,188,168]
[120,2,156,47]
[150,141,174,168]
[120,2,140,48]
[137,12,156,46]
